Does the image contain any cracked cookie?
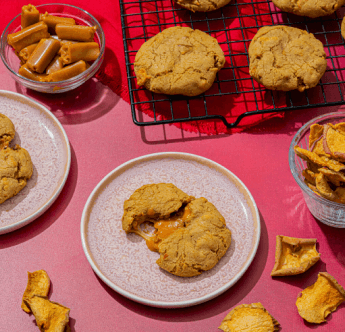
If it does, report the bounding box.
[173,0,232,12]
[249,26,327,92]
[134,26,225,96]
[272,0,345,18]
[0,113,15,149]
[0,145,33,204]
[122,184,232,277]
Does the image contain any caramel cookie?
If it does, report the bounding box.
[272,0,345,18]
[249,26,327,92]
[0,145,33,204]
[173,0,232,12]
[0,113,15,149]
[134,26,225,96]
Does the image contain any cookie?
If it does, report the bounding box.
[173,0,232,12]
[249,26,327,92]
[342,16,345,40]
[272,0,345,18]
[122,183,194,232]
[134,26,225,96]
[157,197,231,277]
[0,145,33,204]
[0,113,15,149]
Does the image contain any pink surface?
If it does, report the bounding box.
[1,1,345,331]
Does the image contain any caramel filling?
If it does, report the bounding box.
[132,206,191,252]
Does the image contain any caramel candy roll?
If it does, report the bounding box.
[46,55,63,75]
[18,43,38,64]
[60,42,100,64]
[55,24,97,42]
[7,21,50,53]
[26,38,61,73]
[40,12,76,30]
[45,60,88,82]
[19,64,47,81]
[21,4,40,29]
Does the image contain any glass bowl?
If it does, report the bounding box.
[289,112,345,228]
[0,3,105,93]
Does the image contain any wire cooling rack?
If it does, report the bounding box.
[120,0,345,128]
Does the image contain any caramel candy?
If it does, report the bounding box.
[39,12,76,30]
[7,21,50,53]
[18,43,38,64]
[19,64,47,81]
[26,38,60,73]
[21,4,40,29]
[55,24,97,42]
[60,42,100,64]
[45,60,88,82]
[46,55,64,75]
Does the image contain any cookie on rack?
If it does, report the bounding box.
[272,0,345,18]
[342,16,345,39]
[248,25,327,92]
[134,26,225,96]
[173,0,232,12]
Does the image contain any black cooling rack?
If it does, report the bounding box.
[120,0,345,128]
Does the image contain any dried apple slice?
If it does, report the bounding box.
[294,146,345,172]
[21,270,50,313]
[271,236,320,277]
[315,173,338,201]
[309,124,324,150]
[302,169,317,186]
[24,295,70,332]
[319,168,345,187]
[296,272,345,324]
[218,303,280,332]
[324,125,345,162]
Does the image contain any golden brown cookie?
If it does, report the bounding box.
[0,113,15,149]
[342,16,345,40]
[134,26,225,96]
[122,183,194,233]
[173,0,232,12]
[157,197,232,277]
[271,236,320,277]
[219,303,280,332]
[249,26,327,92]
[0,145,33,204]
[272,0,345,18]
[122,184,231,277]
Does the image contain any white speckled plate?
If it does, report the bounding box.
[0,90,71,235]
[81,153,260,308]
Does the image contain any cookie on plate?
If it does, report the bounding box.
[0,113,15,149]
[134,26,225,96]
[249,26,327,92]
[0,145,33,204]
[272,0,345,18]
[173,0,232,12]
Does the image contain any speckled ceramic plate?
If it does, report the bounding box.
[81,152,260,308]
[0,90,71,235]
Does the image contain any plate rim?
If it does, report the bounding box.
[0,90,71,235]
[81,152,261,308]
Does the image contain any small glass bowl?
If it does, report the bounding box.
[0,3,105,93]
[289,112,345,228]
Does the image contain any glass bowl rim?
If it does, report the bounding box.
[289,111,345,220]
[0,3,105,85]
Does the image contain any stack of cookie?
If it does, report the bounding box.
[134,0,345,96]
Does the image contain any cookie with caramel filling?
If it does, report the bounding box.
[271,236,320,277]
[296,272,345,324]
[219,302,280,332]
[122,184,231,277]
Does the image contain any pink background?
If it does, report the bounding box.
[1,1,345,331]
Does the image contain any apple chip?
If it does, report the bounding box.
[315,173,338,201]
[309,124,324,150]
[324,125,345,161]
[21,270,50,313]
[319,167,345,187]
[296,272,345,324]
[24,295,70,332]
[271,236,320,277]
[294,146,345,172]
[302,169,317,186]
[218,302,280,332]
